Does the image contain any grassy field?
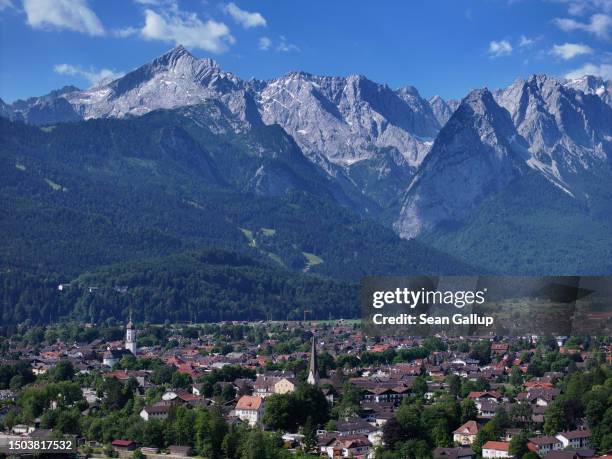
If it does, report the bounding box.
[302,251,324,271]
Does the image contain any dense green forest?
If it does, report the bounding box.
[0,106,477,325]
[424,172,612,274]
[0,249,358,326]
[0,111,471,280]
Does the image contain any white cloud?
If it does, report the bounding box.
[554,13,612,39]
[224,2,266,29]
[565,62,612,79]
[140,8,234,53]
[22,0,105,36]
[518,35,535,47]
[53,63,123,86]
[551,42,594,59]
[276,35,299,52]
[134,0,168,4]
[559,0,612,16]
[258,36,272,51]
[488,40,513,57]
[113,26,138,38]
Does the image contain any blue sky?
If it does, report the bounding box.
[1,0,611,103]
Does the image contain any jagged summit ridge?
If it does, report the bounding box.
[395,78,612,239]
[256,69,440,169]
[3,46,612,243]
[395,88,529,238]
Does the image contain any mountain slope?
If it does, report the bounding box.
[395,88,530,238]
[0,113,474,280]
[495,75,612,196]
[428,95,459,126]
[3,46,443,211]
[422,170,612,274]
[3,46,612,275]
[564,75,612,108]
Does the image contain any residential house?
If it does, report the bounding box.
[233,395,264,427]
[491,343,509,355]
[320,435,372,459]
[140,403,171,421]
[482,441,511,459]
[528,436,564,457]
[555,430,591,449]
[453,420,479,445]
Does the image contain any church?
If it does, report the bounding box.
[307,335,320,385]
[102,316,138,367]
[125,314,138,355]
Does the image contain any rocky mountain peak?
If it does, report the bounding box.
[564,74,612,107]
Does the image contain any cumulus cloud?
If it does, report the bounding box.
[140,7,234,53]
[551,42,594,59]
[258,36,272,50]
[53,63,123,86]
[224,2,266,29]
[565,62,612,79]
[22,0,105,36]
[554,13,612,39]
[488,40,513,57]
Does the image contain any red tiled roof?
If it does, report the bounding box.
[453,420,479,435]
[235,395,263,410]
[482,441,509,451]
[111,440,135,447]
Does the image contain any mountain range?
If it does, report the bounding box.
[2,45,612,280]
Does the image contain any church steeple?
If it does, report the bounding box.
[307,335,319,385]
[125,311,137,355]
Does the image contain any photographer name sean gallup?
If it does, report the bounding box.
[371,313,494,327]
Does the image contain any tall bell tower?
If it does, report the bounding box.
[125,312,137,355]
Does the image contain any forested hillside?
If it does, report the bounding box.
[1,249,358,326]
[0,111,473,325]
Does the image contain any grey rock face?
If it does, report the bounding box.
[255,73,439,170]
[495,75,612,193]
[564,75,612,108]
[395,89,529,238]
[3,46,441,181]
[65,45,250,121]
[428,95,459,126]
[7,85,82,124]
[3,46,612,241]
[395,75,612,239]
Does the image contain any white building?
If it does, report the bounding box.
[140,404,171,421]
[482,441,511,459]
[102,348,132,367]
[233,395,264,427]
[528,436,563,456]
[555,430,591,449]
